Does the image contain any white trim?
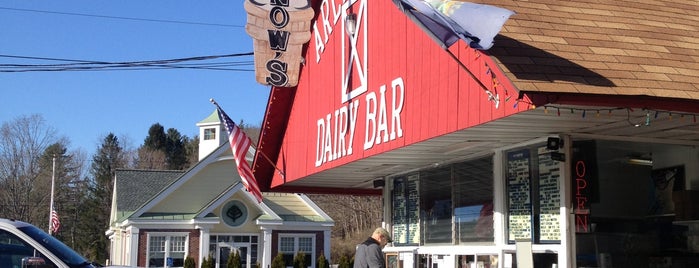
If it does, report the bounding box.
[297,194,334,222]
[197,183,244,218]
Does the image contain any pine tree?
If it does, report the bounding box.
[317,252,329,268]
[143,123,167,151]
[227,250,242,268]
[36,142,85,245]
[293,251,306,268]
[80,133,127,264]
[184,256,196,268]
[165,128,187,170]
[272,253,286,268]
[338,255,350,268]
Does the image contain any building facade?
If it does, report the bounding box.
[107,112,334,268]
[250,0,699,267]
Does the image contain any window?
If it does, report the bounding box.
[204,128,216,140]
[391,155,494,246]
[0,230,57,268]
[454,157,494,243]
[420,166,453,244]
[278,234,315,268]
[147,234,188,268]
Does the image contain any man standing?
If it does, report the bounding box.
[353,227,392,268]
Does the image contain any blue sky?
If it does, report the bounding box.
[0,1,270,154]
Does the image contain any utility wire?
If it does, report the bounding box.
[0,52,255,72]
[0,6,244,28]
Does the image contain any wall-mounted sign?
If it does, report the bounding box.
[222,200,248,227]
[245,0,314,87]
[572,140,598,233]
[537,147,561,242]
[507,149,532,241]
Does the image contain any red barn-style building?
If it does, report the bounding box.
[251,0,699,267]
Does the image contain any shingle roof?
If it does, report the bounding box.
[480,0,699,100]
[114,169,183,221]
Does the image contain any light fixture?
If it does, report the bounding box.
[345,13,357,37]
[546,137,562,150]
[373,178,385,188]
[627,158,653,166]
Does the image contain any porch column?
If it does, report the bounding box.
[262,227,273,268]
[323,230,331,263]
[560,134,573,268]
[128,226,139,267]
[197,226,211,266]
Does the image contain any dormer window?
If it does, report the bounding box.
[204,128,216,140]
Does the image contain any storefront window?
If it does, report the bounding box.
[454,157,494,243]
[391,156,495,246]
[420,166,452,244]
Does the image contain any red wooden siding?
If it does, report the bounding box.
[268,0,527,188]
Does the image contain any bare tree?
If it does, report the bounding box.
[308,194,382,262]
[135,148,167,169]
[0,114,58,221]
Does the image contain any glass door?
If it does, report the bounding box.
[216,242,250,268]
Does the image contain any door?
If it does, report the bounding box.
[216,242,250,268]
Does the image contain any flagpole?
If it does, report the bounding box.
[210,98,286,178]
[49,155,56,235]
[256,150,286,178]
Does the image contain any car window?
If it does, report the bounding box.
[0,230,58,268]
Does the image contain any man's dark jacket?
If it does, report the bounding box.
[353,237,385,268]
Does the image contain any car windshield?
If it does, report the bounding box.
[18,224,95,268]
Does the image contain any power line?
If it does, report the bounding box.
[0,52,255,72]
[0,6,244,28]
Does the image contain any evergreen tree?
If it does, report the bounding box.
[166,128,187,170]
[338,255,350,268]
[184,135,199,167]
[36,142,85,244]
[272,253,286,268]
[184,256,196,268]
[317,252,329,268]
[202,254,215,268]
[81,133,127,264]
[227,250,242,268]
[293,251,306,268]
[143,123,167,151]
[200,256,210,268]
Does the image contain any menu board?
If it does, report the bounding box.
[537,147,561,242]
[406,175,420,244]
[392,178,408,243]
[392,175,420,245]
[507,149,532,241]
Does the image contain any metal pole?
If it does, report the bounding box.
[49,155,56,235]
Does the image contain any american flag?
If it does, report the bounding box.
[214,102,264,203]
[50,210,60,234]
